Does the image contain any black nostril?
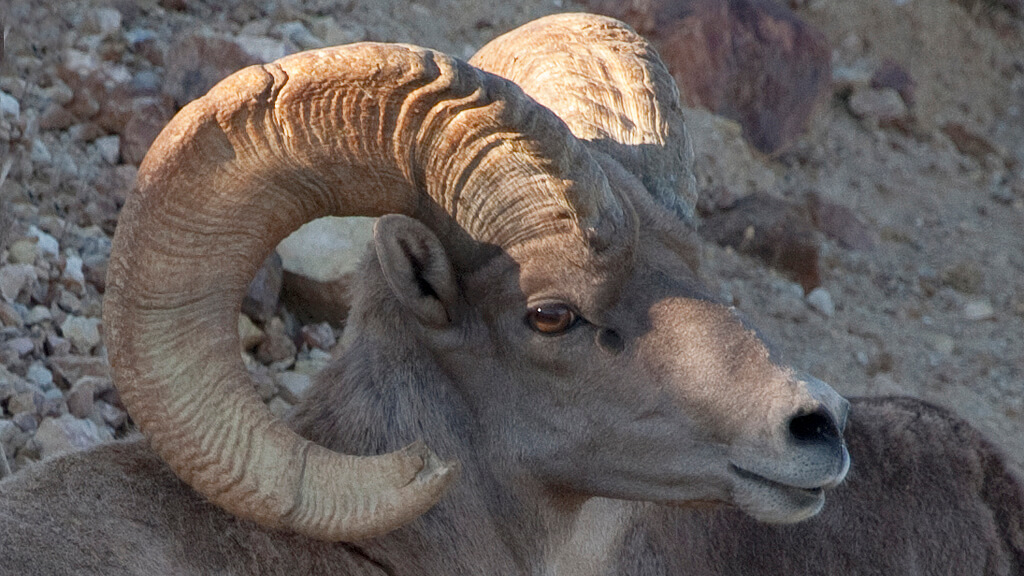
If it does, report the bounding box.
[789,408,840,444]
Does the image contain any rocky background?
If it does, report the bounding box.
[1,0,1023,483]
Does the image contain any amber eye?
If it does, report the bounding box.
[526,304,578,335]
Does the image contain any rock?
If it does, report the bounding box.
[25,362,53,388]
[256,317,297,365]
[274,371,311,404]
[964,299,995,322]
[28,226,59,258]
[683,108,776,204]
[276,217,375,282]
[60,315,102,354]
[310,16,367,46]
[0,264,38,302]
[237,314,266,351]
[870,60,915,106]
[95,135,121,164]
[941,122,1004,163]
[0,301,25,328]
[584,0,831,154]
[281,272,354,327]
[163,31,292,107]
[847,87,907,122]
[62,255,86,292]
[50,355,111,388]
[275,21,323,50]
[38,103,78,131]
[12,412,38,434]
[0,420,21,460]
[806,192,876,250]
[82,7,123,38]
[806,287,835,317]
[6,337,35,357]
[0,90,19,118]
[701,194,822,292]
[67,378,97,419]
[25,306,52,325]
[119,96,173,165]
[7,238,39,265]
[97,400,127,429]
[267,397,292,419]
[242,252,283,323]
[8,389,44,417]
[300,322,337,351]
[57,49,134,129]
[30,139,53,165]
[33,414,111,459]
[45,334,73,356]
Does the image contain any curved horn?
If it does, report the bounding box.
[471,13,697,223]
[104,43,624,541]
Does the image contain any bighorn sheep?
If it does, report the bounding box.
[0,13,851,575]
[470,17,1024,575]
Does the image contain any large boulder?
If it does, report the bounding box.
[584,0,831,154]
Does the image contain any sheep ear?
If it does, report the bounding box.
[374,214,459,328]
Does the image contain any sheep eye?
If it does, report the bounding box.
[526,304,578,335]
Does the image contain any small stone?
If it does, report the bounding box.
[6,337,35,357]
[0,301,24,328]
[267,397,292,419]
[7,238,39,265]
[964,299,995,321]
[275,21,324,50]
[275,371,311,404]
[83,7,124,38]
[25,305,53,325]
[60,315,103,354]
[95,135,121,164]
[62,255,86,292]
[97,400,127,429]
[50,355,111,387]
[33,414,111,458]
[67,379,97,418]
[310,17,366,46]
[0,264,38,302]
[12,412,38,433]
[256,317,296,365]
[31,139,53,165]
[300,322,337,351]
[941,123,1004,163]
[28,226,60,258]
[0,419,21,459]
[26,362,54,388]
[847,87,907,122]
[8,389,44,416]
[870,60,915,106]
[242,252,283,323]
[38,104,77,131]
[0,90,19,118]
[45,334,73,356]
[806,287,834,316]
[237,314,266,351]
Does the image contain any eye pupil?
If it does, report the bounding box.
[528,304,576,334]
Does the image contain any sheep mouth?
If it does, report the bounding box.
[729,464,825,497]
[728,463,827,523]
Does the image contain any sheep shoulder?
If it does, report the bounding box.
[0,439,386,576]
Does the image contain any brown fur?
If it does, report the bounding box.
[614,396,1024,576]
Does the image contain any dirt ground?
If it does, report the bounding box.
[1,0,1023,481]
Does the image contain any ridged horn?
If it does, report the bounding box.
[471,13,697,223]
[103,43,624,541]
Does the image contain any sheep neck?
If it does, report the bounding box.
[290,316,632,575]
